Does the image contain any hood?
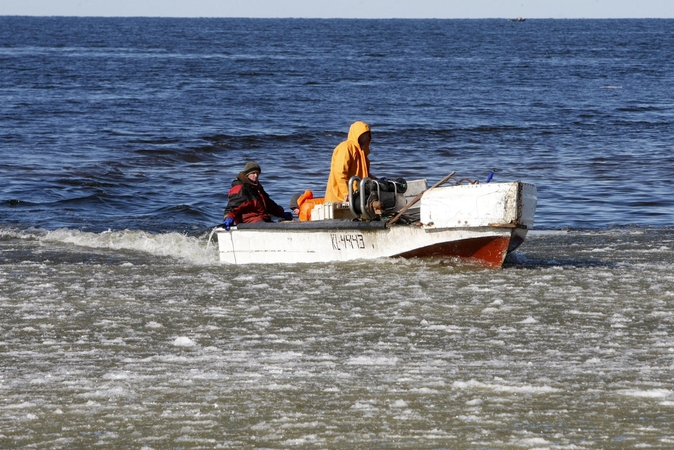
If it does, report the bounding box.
[347,121,371,154]
[234,172,259,187]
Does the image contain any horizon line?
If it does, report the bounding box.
[2,15,671,20]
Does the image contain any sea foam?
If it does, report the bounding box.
[40,228,219,265]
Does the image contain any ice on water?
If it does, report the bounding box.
[1,227,674,446]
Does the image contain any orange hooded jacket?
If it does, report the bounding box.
[324,121,372,203]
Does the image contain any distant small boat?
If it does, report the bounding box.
[509,17,526,22]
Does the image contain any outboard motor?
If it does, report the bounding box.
[348,176,408,220]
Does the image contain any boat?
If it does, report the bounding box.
[215,174,537,268]
[509,17,526,22]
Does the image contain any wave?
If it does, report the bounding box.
[0,227,219,265]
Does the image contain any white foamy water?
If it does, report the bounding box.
[1,227,674,447]
[43,228,220,264]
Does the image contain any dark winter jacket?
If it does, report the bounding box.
[223,172,285,224]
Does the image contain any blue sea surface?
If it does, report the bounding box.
[1,17,672,232]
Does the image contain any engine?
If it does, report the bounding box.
[348,177,408,220]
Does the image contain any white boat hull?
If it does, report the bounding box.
[217,181,536,268]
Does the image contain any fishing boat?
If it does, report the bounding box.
[215,174,537,268]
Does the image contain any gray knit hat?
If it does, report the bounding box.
[243,161,261,175]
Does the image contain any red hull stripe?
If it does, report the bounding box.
[395,235,511,269]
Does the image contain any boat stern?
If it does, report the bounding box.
[420,181,537,230]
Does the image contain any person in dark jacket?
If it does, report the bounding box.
[222,162,293,230]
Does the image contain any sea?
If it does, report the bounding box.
[1,16,673,448]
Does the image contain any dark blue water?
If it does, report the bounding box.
[1,17,672,233]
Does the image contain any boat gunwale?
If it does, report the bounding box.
[230,220,388,231]
[222,221,529,233]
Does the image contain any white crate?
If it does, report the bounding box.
[310,202,353,221]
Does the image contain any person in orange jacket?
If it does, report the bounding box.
[325,121,375,202]
[289,190,323,221]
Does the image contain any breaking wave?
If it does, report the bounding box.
[1,227,219,265]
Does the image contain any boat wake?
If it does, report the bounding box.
[0,227,219,265]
